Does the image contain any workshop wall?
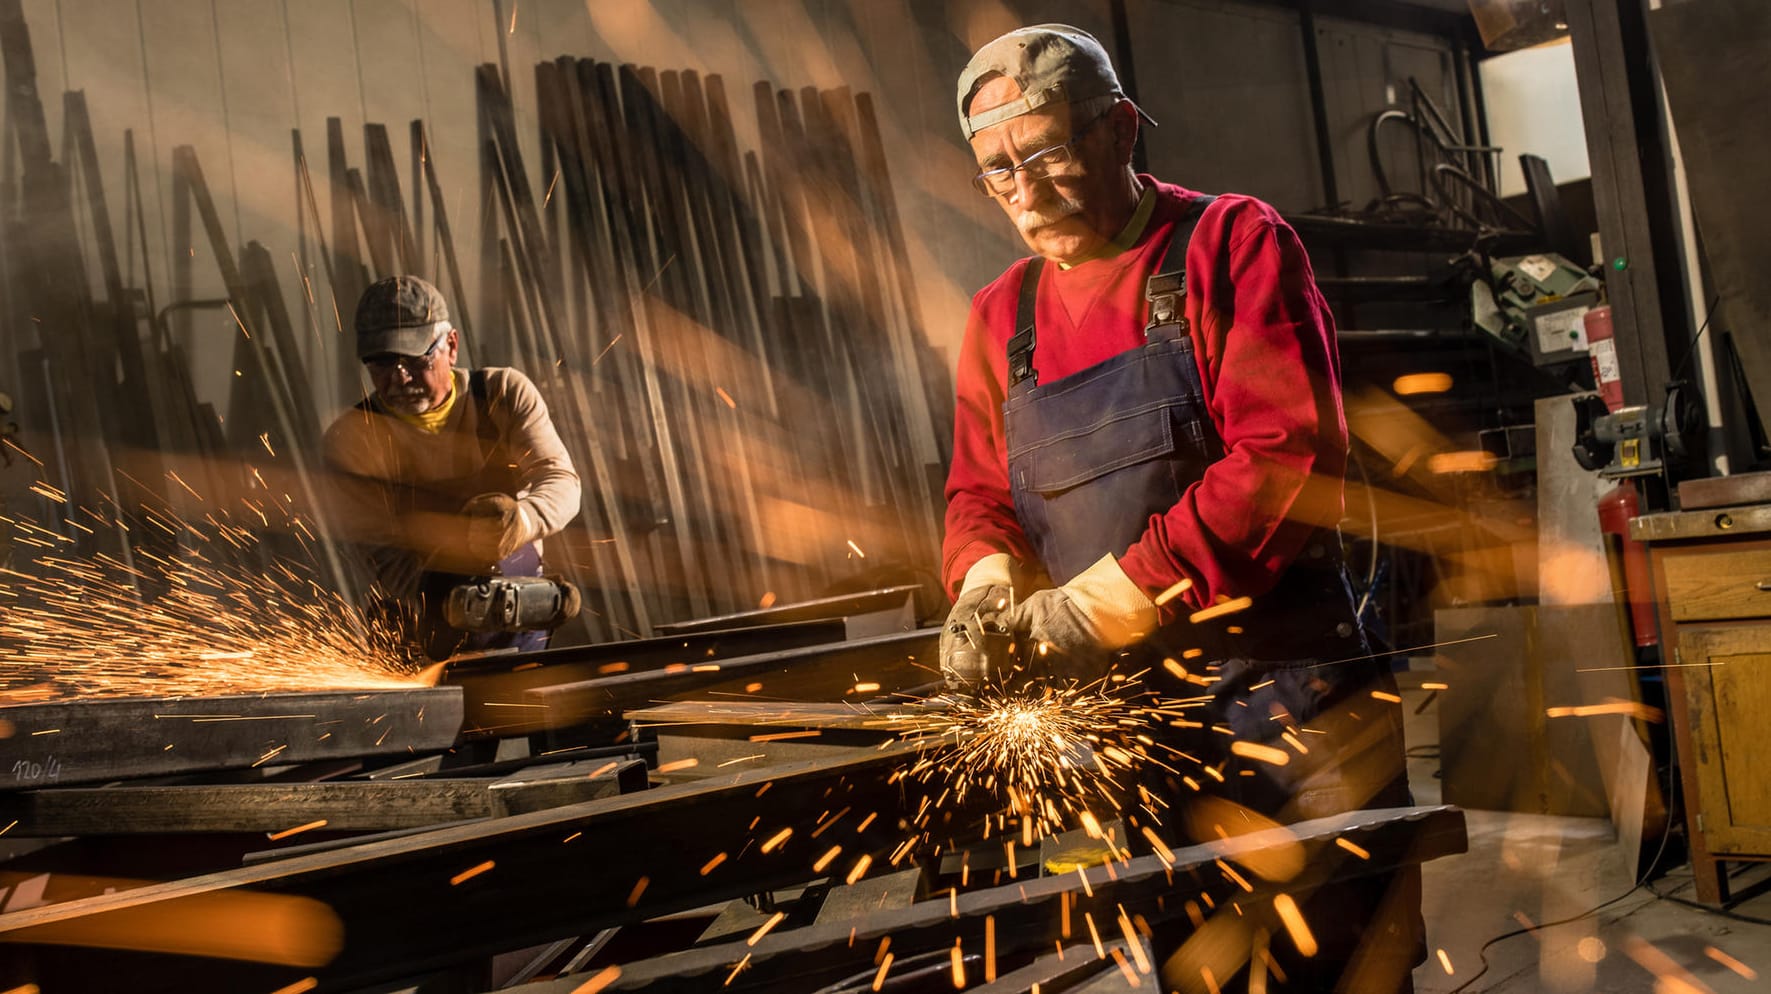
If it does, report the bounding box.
[8,0,1468,414]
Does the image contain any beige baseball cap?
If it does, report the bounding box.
[956,24,1155,140]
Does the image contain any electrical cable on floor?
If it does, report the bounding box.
[1442,724,1683,993]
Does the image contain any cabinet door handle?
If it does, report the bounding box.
[1758,579,1771,592]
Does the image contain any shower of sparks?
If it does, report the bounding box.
[892,680,1187,846]
[0,498,418,701]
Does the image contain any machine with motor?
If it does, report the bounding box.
[1570,385,1701,480]
[444,574,582,634]
[1472,252,1603,368]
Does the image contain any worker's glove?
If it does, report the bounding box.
[939,553,1020,692]
[999,553,1158,685]
[461,492,537,565]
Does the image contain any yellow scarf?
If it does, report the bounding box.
[391,371,459,434]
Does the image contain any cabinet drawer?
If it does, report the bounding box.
[1664,547,1771,622]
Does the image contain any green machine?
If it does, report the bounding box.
[1471,252,1603,366]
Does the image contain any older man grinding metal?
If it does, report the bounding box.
[323,276,582,662]
[938,25,1423,993]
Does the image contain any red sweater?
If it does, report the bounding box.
[941,178,1348,618]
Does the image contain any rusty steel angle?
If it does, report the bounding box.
[521,805,1468,993]
[0,739,933,992]
[0,686,463,790]
[523,628,937,728]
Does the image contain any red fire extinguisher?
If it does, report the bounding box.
[1584,305,1625,413]
[1598,479,1657,648]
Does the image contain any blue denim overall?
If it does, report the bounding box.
[1002,197,1421,989]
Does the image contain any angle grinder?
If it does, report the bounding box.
[444,575,581,634]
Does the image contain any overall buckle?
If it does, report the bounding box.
[1144,272,1188,337]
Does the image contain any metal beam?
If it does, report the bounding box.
[525,630,938,729]
[0,742,926,992]
[441,619,848,737]
[0,759,645,835]
[651,587,918,635]
[521,806,1468,992]
[0,687,463,791]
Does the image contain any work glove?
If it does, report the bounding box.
[939,553,1020,692]
[999,553,1158,685]
[461,492,537,565]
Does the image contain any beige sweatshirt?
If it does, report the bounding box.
[321,367,581,574]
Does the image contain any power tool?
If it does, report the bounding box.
[943,614,1019,694]
[444,575,582,633]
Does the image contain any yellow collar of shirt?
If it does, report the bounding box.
[1056,184,1158,271]
[390,370,461,434]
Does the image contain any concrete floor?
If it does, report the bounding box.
[1072,672,1771,993]
[1402,674,1771,994]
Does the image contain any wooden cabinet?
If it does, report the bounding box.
[1676,626,1771,861]
[1634,504,1771,903]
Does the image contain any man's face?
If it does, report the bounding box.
[967,76,1130,264]
[365,328,458,415]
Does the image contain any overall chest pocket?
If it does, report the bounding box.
[1009,400,1191,495]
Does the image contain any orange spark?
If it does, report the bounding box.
[267,819,329,841]
[760,827,793,853]
[1704,946,1757,980]
[1230,741,1291,766]
[625,877,650,907]
[1154,578,1193,606]
[1189,597,1252,624]
[569,965,622,994]
[746,911,786,946]
[1273,894,1317,957]
[1393,372,1453,395]
[450,861,495,886]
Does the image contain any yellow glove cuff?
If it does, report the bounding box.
[1064,553,1158,650]
[961,552,1016,593]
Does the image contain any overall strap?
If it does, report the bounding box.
[1144,194,1217,338]
[1007,257,1045,388]
[468,369,499,456]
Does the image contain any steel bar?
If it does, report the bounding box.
[443,619,846,737]
[363,123,418,277]
[626,700,923,733]
[525,629,937,728]
[413,121,470,341]
[670,70,774,598]
[814,86,926,550]
[0,758,644,836]
[344,166,388,277]
[554,57,677,626]
[586,59,706,620]
[852,92,954,470]
[652,586,917,635]
[531,59,647,636]
[0,740,928,991]
[623,65,742,610]
[64,92,157,450]
[0,687,463,791]
[528,806,1468,993]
